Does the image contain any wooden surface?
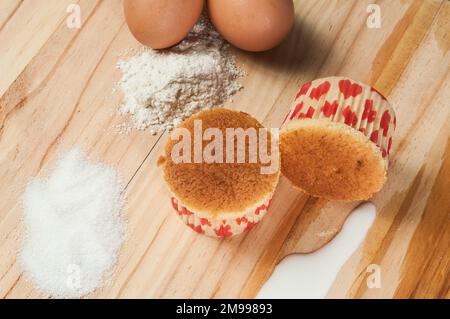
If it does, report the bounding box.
[0,0,449,298]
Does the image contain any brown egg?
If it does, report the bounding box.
[123,0,204,49]
[208,0,295,52]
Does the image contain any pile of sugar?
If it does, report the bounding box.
[116,16,243,134]
[20,149,125,298]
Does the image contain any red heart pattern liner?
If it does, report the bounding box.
[283,76,396,160]
[170,196,272,238]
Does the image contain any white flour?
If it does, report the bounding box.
[20,149,125,298]
[116,16,243,134]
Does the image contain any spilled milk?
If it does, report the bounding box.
[257,202,376,298]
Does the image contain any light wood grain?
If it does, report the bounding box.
[0,0,448,298]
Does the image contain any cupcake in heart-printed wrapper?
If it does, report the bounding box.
[170,196,273,238]
[280,76,396,201]
[158,108,280,238]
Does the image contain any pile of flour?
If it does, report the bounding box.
[116,16,243,134]
[20,149,125,298]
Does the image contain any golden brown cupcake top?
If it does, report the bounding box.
[159,108,280,215]
[280,119,386,201]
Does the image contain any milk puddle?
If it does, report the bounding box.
[257,202,376,298]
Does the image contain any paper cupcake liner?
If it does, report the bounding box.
[170,196,273,238]
[282,76,396,162]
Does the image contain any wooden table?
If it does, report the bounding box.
[0,0,448,298]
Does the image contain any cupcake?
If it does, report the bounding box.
[280,76,396,201]
[158,108,280,238]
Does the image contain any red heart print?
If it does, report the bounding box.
[236,217,248,225]
[370,130,379,144]
[200,218,211,226]
[290,102,303,120]
[187,222,205,234]
[362,99,377,122]
[255,200,271,215]
[298,106,315,119]
[171,198,193,216]
[295,81,312,99]
[181,206,193,216]
[171,197,180,213]
[380,110,391,136]
[214,224,232,238]
[309,81,331,100]
[321,100,339,117]
[339,80,363,99]
[342,106,357,126]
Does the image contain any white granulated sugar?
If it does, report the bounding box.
[20,149,125,298]
[117,16,243,134]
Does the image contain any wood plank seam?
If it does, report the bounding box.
[0,0,100,144]
[0,0,23,34]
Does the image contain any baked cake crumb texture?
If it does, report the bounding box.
[162,108,279,214]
